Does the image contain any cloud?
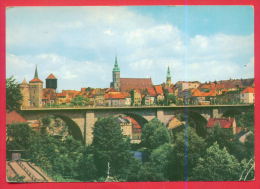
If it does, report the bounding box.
[6,7,254,90]
[6,53,110,90]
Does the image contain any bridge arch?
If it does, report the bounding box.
[167,110,207,137]
[40,114,84,142]
[222,109,243,117]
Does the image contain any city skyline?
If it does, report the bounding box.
[6,6,254,91]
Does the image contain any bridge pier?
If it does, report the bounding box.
[85,110,96,145]
[157,109,167,125]
[212,108,223,118]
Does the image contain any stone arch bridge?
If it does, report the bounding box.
[20,104,253,145]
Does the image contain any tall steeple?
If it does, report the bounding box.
[34,65,39,79]
[113,56,120,72]
[111,56,120,91]
[166,66,172,86]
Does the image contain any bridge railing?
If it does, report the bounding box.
[20,103,254,110]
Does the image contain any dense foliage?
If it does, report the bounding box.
[71,95,90,106]
[141,118,171,150]
[7,114,254,182]
[191,142,241,181]
[6,76,23,111]
[91,117,134,180]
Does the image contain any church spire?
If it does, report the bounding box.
[166,66,172,86]
[113,56,120,72]
[167,66,171,78]
[34,65,39,78]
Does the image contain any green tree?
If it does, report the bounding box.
[235,110,254,131]
[141,118,171,150]
[6,123,36,152]
[239,158,254,181]
[136,162,166,181]
[78,146,98,181]
[71,95,90,106]
[206,124,233,150]
[91,117,132,179]
[170,127,206,181]
[165,93,177,105]
[6,76,23,111]
[190,142,241,181]
[136,143,173,181]
[244,133,254,159]
[141,143,173,181]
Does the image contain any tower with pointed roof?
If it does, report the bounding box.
[166,66,172,87]
[111,56,121,91]
[19,78,30,108]
[46,73,57,91]
[29,66,43,107]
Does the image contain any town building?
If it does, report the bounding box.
[42,88,56,105]
[175,81,201,97]
[191,88,217,105]
[131,90,142,106]
[110,57,154,92]
[240,87,255,104]
[206,117,239,135]
[28,66,43,107]
[104,92,130,106]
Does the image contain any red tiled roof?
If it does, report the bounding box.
[207,118,235,128]
[105,88,116,93]
[242,87,254,94]
[199,79,254,91]
[124,117,142,131]
[6,111,27,125]
[192,88,217,97]
[57,93,66,97]
[120,78,153,92]
[90,88,106,96]
[165,87,174,94]
[154,85,163,95]
[46,73,57,79]
[147,87,157,96]
[62,90,80,98]
[29,78,43,83]
[104,92,129,99]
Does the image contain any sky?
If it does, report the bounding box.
[6,6,254,91]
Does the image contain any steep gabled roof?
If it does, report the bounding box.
[154,85,163,95]
[120,78,153,92]
[46,73,57,79]
[207,118,235,128]
[146,87,157,97]
[242,87,254,94]
[6,111,27,125]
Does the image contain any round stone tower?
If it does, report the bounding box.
[29,66,43,107]
[19,78,30,108]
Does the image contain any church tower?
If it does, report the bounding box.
[166,66,172,87]
[29,66,43,107]
[20,78,30,108]
[46,73,57,91]
[112,56,120,91]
